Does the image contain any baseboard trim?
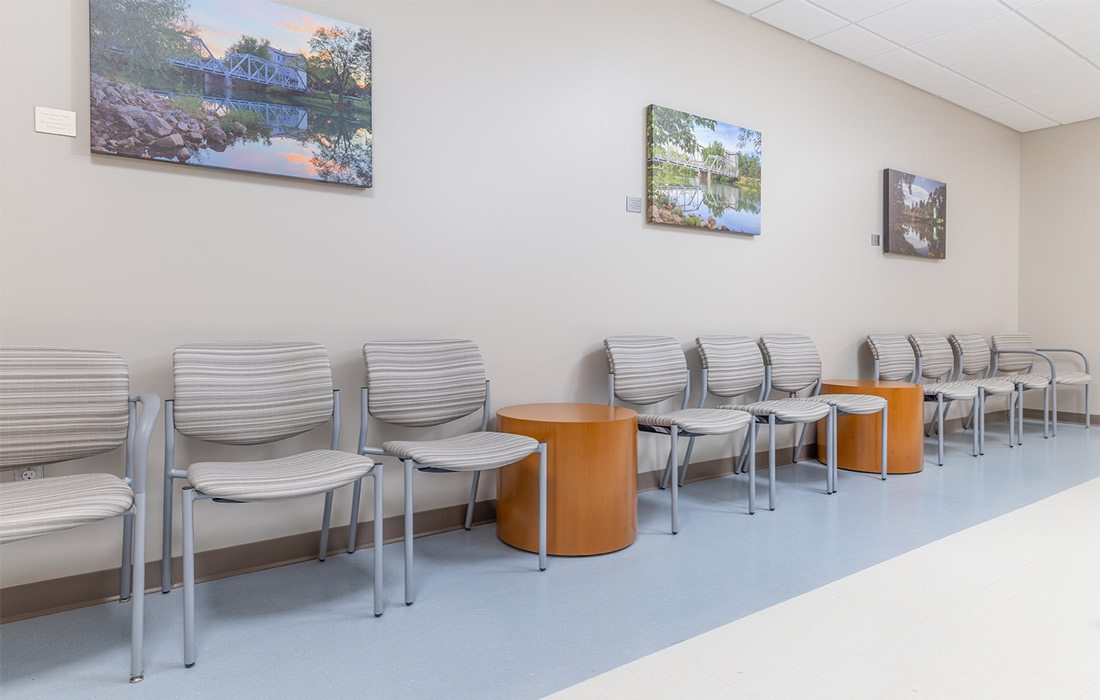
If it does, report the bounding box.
[2,438,825,623]
[1022,408,1096,426]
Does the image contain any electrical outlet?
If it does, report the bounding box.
[19,467,43,481]
[871,233,881,246]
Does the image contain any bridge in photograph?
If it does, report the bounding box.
[155,35,311,91]
[649,152,740,180]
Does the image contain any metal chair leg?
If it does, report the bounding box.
[1086,384,1091,429]
[737,426,753,474]
[403,459,415,606]
[182,487,196,668]
[318,490,334,561]
[120,511,134,601]
[880,404,888,480]
[372,467,383,618]
[937,395,945,466]
[748,424,756,515]
[660,434,676,490]
[768,415,776,511]
[669,427,679,534]
[979,390,986,455]
[347,479,362,553]
[161,473,173,594]
[538,443,548,569]
[971,398,979,457]
[677,436,696,488]
[793,423,809,464]
[1008,388,1015,447]
[1043,385,1050,438]
[129,493,146,683]
[1052,381,1059,436]
[830,409,837,494]
[464,470,481,530]
[1017,385,1024,446]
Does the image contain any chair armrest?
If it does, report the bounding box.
[128,393,161,495]
[360,446,388,457]
[1035,348,1090,374]
[992,349,1058,381]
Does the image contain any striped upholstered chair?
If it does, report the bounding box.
[694,336,832,508]
[759,334,889,483]
[164,343,380,669]
[358,340,546,606]
[0,347,159,683]
[948,333,1017,451]
[604,336,754,526]
[992,332,1090,436]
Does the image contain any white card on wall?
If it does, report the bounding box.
[35,107,77,137]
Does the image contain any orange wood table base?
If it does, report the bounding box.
[816,379,924,475]
[497,403,638,556]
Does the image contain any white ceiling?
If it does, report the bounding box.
[715,0,1100,131]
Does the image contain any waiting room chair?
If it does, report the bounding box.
[693,335,832,509]
[604,336,754,525]
[947,333,1017,451]
[164,343,380,669]
[0,347,159,683]
[992,332,1090,436]
[358,340,546,607]
[759,334,889,483]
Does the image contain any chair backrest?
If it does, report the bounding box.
[866,334,916,381]
[758,334,821,393]
[604,336,688,405]
[363,340,487,428]
[909,333,956,381]
[991,333,1035,373]
[695,335,765,398]
[0,347,130,469]
[948,333,992,377]
[173,343,333,445]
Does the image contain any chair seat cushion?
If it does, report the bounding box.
[638,408,752,435]
[809,394,886,415]
[719,398,830,423]
[1004,373,1051,389]
[974,378,1014,395]
[0,474,133,544]
[384,432,539,471]
[188,450,374,501]
[1055,371,1091,385]
[923,381,979,400]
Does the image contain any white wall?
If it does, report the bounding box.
[0,0,1022,587]
[1018,118,1100,416]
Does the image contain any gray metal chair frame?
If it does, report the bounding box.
[990,334,1058,443]
[947,333,1017,453]
[357,341,547,607]
[991,333,1090,437]
[911,334,982,466]
[163,344,381,670]
[0,348,159,683]
[1036,348,1091,431]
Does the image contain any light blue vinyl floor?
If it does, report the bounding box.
[2,423,1097,699]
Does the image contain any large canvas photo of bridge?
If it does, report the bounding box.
[89,0,371,187]
[646,105,761,235]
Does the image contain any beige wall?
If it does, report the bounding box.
[1018,118,1100,416]
[0,0,1022,587]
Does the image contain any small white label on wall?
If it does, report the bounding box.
[626,196,643,213]
[35,106,77,137]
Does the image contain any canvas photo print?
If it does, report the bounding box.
[89,0,372,187]
[646,104,761,235]
[883,169,946,258]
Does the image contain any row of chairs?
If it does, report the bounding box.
[0,341,548,682]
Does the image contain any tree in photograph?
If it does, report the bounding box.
[308,26,372,103]
[648,106,716,156]
[89,0,195,76]
[735,127,761,157]
[225,35,271,60]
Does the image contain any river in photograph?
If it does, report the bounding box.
[658,175,761,234]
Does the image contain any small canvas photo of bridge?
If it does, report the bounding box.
[646,104,762,235]
[89,0,372,187]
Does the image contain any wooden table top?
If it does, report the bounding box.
[823,379,919,389]
[497,403,637,424]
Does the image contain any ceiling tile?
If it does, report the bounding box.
[751,0,849,39]
[908,13,1045,66]
[1019,80,1100,112]
[861,48,940,80]
[1058,24,1100,58]
[988,60,1100,99]
[804,0,909,22]
[904,67,980,95]
[941,85,1009,109]
[714,0,781,13]
[811,24,897,61]
[858,0,1007,46]
[974,101,1058,130]
[952,38,1079,83]
[1018,0,1100,36]
[1043,100,1100,124]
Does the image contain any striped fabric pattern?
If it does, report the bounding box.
[695,336,764,398]
[173,343,334,446]
[1054,371,1092,385]
[867,335,916,381]
[991,333,1036,373]
[383,432,539,471]
[0,347,129,469]
[604,336,689,405]
[363,340,487,428]
[1004,373,1050,389]
[0,473,133,544]
[187,450,373,501]
[908,333,957,380]
[948,333,993,376]
[974,378,1014,395]
[923,380,979,400]
[638,408,753,435]
[758,334,822,393]
[811,393,886,414]
[720,398,830,422]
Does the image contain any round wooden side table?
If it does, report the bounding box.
[816,379,924,474]
[496,403,638,556]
